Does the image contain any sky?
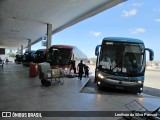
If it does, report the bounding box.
[32,0,160,61]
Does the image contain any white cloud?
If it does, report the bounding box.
[132,3,144,7]
[130,28,146,34]
[122,9,137,17]
[153,8,160,13]
[89,31,102,37]
[154,19,160,22]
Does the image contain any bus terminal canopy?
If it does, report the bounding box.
[0,0,126,49]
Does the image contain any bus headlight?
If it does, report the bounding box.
[98,81,101,85]
[137,80,142,84]
[98,73,104,79]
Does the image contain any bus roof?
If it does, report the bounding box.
[36,49,46,51]
[25,50,36,53]
[50,45,73,49]
[49,45,88,60]
[103,37,144,44]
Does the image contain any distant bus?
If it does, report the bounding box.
[47,45,74,74]
[95,37,154,93]
[15,54,23,64]
[47,45,88,75]
[22,50,36,66]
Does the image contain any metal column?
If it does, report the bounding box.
[28,39,31,51]
[17,48,20,54]
[46,24,52,49]
[21,45,23,55]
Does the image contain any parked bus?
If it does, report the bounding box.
[95,37,154,93]
[33,49,47,63]
[47,45,88,75]
[22,50,36,66]
[15,54,23,64]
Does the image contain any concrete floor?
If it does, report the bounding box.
[0,63,160,120]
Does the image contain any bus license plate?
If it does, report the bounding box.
[116,86,124,90]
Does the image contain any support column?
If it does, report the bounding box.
[28,39,31,51]
[18,48,21,54]
[21,45,23,55]
[17,48,20,54]
[46,24,52,49]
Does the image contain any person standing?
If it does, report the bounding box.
[0,58,2,63]
[0,58,4,68]
[5,58,9,64]
[84,64,90,77]
[70,60,76,74]
[77,60,84,80]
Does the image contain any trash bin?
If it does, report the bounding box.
[29,63,38,77]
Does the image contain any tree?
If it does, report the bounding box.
[90,57,97,64]
[7,53,16,58]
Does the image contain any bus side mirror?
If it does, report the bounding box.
[95,45,101,56]
[145,48,154,61]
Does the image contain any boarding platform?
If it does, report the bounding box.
[0,63,160,120]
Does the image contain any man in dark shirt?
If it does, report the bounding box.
[77,60,84,80]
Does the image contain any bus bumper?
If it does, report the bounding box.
[97,78,143,93]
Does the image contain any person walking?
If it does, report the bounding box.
[5,58,9,64]
[84,64,90,77]
[0,58,4,68]
[77,60,84,80]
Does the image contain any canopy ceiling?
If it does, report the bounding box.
[0,0,126,49]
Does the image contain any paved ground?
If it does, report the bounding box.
[145,70,160,89]
[0,63,160,120]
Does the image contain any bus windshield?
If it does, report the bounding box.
[47,48,72,66]
[99,42,145,77]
